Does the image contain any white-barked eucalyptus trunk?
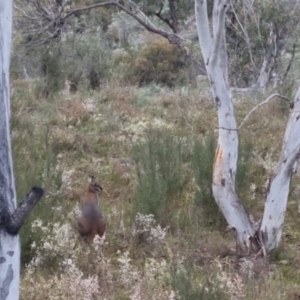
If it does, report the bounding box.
[0,2,20,299]
[260,87,300,250]
[195,0,254,251]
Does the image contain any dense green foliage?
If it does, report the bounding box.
[132,128,189,224]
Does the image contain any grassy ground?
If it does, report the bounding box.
[11,78,300,299]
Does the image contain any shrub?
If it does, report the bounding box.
[132,128,189,224]
[85,36,111,89]
[63,35,112,91]
[170,260,228,300]
[38,48,65,98]
[131,39,187,87]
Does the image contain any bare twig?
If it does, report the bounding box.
[229,0,256,70]
[154,0,178,33]
[62,1,116,20]
[168,0,178,33]
[210,0,230,72]
[238,93,291,130]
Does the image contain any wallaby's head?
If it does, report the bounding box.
[87,175,103,193]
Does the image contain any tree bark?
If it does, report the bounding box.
[0,2,44,299]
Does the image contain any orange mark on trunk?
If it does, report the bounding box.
[213,144,223,183]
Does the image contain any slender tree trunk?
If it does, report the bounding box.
[260,87,300,250]
[195,0,255,251]
[0,2,20,299]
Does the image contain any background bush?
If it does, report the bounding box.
[132,128,189,225]
[131,39,188,87]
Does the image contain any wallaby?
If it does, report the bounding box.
[77,175,106,242]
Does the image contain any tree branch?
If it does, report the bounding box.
[229,0,256,69]
[62,1,116,20]
[154,0,176,33]
[168,0,178,33]
[5,186,44,235]
[210,0,230,68]
[238,93,291,130]
[195,0,213,64]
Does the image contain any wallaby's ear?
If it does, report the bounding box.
[95,184,103,192]
[88,175,103,191]
[88,175,95,184]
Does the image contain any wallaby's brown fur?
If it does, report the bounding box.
[77,175,106,242]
